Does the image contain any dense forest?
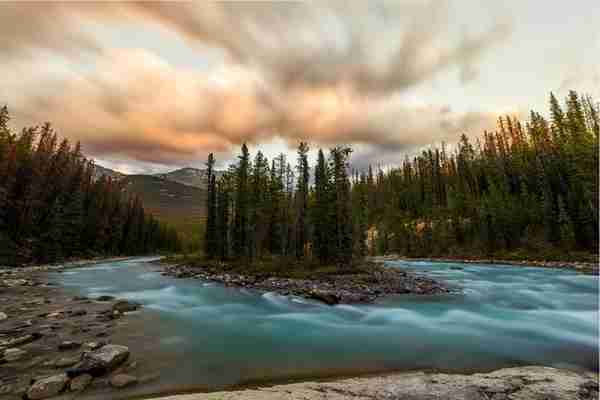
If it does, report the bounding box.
[205,91,598,264]
[0,106,181,266]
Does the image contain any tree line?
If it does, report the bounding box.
[204,142,357,265]
[204,91,598,264]
[0,106,181,266]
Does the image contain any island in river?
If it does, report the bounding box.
[0,256,598,400]
[159,256,453,305]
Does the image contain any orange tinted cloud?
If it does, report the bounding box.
[1,2,508,166]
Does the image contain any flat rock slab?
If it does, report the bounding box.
[153,367,598,400]
[27,373,69,400]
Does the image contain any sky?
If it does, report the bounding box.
[1,1,598,173]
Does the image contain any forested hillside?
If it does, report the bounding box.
[0,107,181,266]
[121,174,206,252]
[204,91,598,264]
[371,91,598,259]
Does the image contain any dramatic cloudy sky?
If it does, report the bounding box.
[1,1,598,172]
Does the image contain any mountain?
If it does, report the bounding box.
[92,164,211,248]
[121,174,206,220]
[92,164,125,181]
[153,167,224,189]
[121,174,206,247]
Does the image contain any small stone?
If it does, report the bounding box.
[27,373,69,400]
[3,347,27,362]
[110,374,137,388]
[54,354,81,368]
[69,373,92,392]
[58,341,81,351]
[83,341,104,351]
[0,311,7,320]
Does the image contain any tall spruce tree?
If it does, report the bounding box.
[294,142,309,259]
[204,153,217,258]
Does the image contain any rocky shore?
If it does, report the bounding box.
[0,262,145,399]
[372,255,600,275]
[160,262,452,305]
[155,366,599,400]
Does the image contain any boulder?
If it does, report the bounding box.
[112,299,140,314]
[26,373,69,400]
[308,290,339,305]
[110,374,138,388]
[66,344,129,377]
[69,373,92,392]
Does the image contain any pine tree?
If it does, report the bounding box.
[233,144,250,258]
[204,153,217,258]
[294,142,309,259]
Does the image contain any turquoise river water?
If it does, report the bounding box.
[53,257,598,395]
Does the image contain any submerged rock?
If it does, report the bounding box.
[112,299,140,314]
[27,373,69,400]
[66,344,129,377]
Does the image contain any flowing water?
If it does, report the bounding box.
[54,257,598,396]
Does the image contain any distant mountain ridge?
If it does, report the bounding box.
[93,165,223,190]
[92,164,125,181]
[92,165,223,243]
[153,167,225,189]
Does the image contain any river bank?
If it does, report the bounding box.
[0,259,151,399]
[159,259,452,305]
[152,366,598,400]
[371,255,600,274]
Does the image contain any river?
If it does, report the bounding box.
[53,257,598,397]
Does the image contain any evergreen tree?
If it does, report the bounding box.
[204,153,217,258]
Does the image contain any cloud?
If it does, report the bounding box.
[2,1,509,167]
[128,1,511,93]
[0,2,102,59]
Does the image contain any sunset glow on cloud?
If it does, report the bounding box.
[1,1,598,172]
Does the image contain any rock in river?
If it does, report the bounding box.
[27,373,69,400]
[110,373,138,388]
[66,344,130,377]
[308,289,339,305]
[112,299,140,313]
